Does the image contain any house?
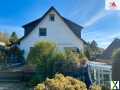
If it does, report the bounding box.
[98,38,120,64]
[19,7,86,58]
[102,38,120,59]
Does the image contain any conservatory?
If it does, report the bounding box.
[89,61,112,88]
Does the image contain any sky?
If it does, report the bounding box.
[0,0,120,49]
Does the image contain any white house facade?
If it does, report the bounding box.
[19,7,86,58]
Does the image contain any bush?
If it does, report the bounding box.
[35,84,45,90]
[112,48,120,80]
[35,74,87,90]
[91,84,101,90]
[27,41,88,86]
[27,41,56,65]
[26,41,57,85]
[112,48,120,60]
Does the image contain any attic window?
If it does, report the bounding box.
[49,14,55,21]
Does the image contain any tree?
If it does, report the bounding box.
[9,32,18,44]
[27,41,79,85]
[26,41,91,87]
[89,40,100,60]
[27,41,57,84]
[27,41,56,64]
[90,40,98,52]
[112,48,120,80]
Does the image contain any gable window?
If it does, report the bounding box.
[49,14,55,21]
[39,28,47,36]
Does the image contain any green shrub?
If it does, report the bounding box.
[112,48,120,80]
[27,41,56,65]
[26,41,88,86]
[91,84,101,90]
[112,48,120,60]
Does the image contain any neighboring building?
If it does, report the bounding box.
[19,7,86,58]
[101,38,120,60]
[89,61,112,88]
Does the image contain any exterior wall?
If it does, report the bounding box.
[20,10,84,58]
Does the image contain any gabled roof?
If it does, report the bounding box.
[101,38,120,59]
[20,7,84,42]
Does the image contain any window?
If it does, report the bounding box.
[64,47,80,53]
[49,14,55,21]
[39,28,47,36]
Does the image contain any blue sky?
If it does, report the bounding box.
[0,0,120,48]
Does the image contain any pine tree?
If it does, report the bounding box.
[90,40,98,50]
[90,40,98,55]
[9,32,18,44]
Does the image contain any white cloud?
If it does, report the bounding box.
[83,10,110,27]
[98,41,111,49]
[83,29,120,48]
[94,32,120,48]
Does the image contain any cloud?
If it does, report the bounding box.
[98,41,111,49]
[94,32,120,48]
[83,29,120,48]
[83,10,110,27]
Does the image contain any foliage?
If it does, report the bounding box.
[112,48,120,80]
[90,40,98,52]
[35,74,87,90]
[27,41,89,86]
[35,84,45,90]
[112,48,120,60]
[9,32,18,44]
[53,51,87,73]
[84,40,103,61]
[91,84,101,90]
[27,41,57,85]
[27,41,56,65]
